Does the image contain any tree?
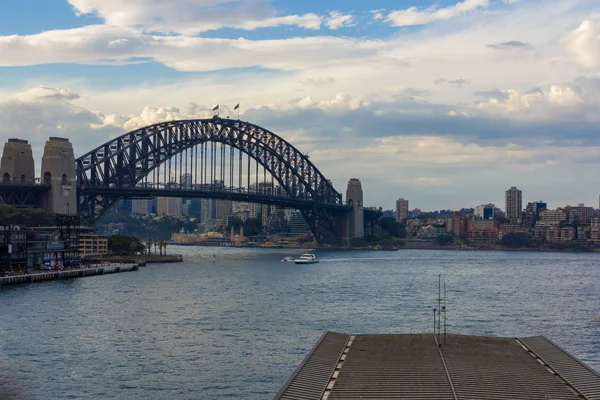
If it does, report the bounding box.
[146,239,154,255]
[227,217,243,233]
[108,235,145,255]
[435,235,454,246]
[501,233,528,248]
[243,218,263,236]
[379,217,407,238]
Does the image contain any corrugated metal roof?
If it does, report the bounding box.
[275,332,600,400]
[441,335,580,400]
[327,334,455,400]
[521,336,600,400]
[274,331,349,400]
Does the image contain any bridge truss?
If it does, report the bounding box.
[76,117,349,244]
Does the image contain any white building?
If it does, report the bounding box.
[420,225,447,238]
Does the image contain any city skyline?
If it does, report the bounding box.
[1,0,600,210]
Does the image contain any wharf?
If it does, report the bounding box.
[0,264,139,286]
[275,332,600,400]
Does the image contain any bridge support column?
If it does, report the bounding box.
[42,137,77,215]
[343,178,364,245]
[0,139,35,184]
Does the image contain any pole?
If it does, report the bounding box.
[438,274,442,344]
[443,274,447,344]
[433,308,437,335]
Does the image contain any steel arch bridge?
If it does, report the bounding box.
[76,117,351,244]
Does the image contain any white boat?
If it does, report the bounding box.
[294,254,319,264]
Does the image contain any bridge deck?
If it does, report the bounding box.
[275,332,600,400]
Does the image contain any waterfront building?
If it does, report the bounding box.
[530,224,549,241]
[78,233,108,258]
[419,225,446,238]
[445,212,468,238]
[396,198,408,222]
[576,226,589,241]
[591,218,600,242]
[467,226,498,244]
[505,186,522,222]
[546,226,575,242]
[566,203,594,224]
[498,223,526,240]
[538,209,566,226]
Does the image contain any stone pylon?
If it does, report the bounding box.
[0,139,35,184]
[41,137,77,215]
[343,178,364,244]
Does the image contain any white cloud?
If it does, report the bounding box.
[468,83,597,120]
[0,26,385,72]
[371,9,385,21]
[562,16,600,68]
[325,11,355,30]
[0,86,121,161]
[67,0,322,34]
[385,0,490,27]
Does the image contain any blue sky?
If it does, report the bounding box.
[1,0,599,210]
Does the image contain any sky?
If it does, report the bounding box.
[1,0,600,211]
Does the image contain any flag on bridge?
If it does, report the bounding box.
[211,104,219,111]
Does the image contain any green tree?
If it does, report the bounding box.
[227,217,243,233]
[379,217,407,238]
[108,235,145,255]
[435,235,454,246]
[243,218,263,236]
[146,238,154,255]
[501,233,529,248]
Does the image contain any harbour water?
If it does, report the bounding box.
[1,247,599,399]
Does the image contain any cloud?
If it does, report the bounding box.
[68,0,323,34]
[371,9,385,21]
[468,81,598,120]
[412,177,454,185]
[325,11,355,30]
[0,26,386,72]
[0,86,121,161]
[562,16,600,68]
[385,0,490,27]
[434,79,468,87]
[487,40,534,50]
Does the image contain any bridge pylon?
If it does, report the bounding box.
[342,178,364,245]
[0,139,35,184]
[42,137,77,215]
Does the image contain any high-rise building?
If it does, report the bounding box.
[132,199,151,215]
[157,197,182,216]
[396,198,409,222]
[505,187,522,222]
[522,201,547,227]
[566,203,595,224]
[475,204,495,220]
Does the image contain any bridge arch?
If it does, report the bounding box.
[76,117,348,243]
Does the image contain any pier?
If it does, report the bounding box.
[0,264,139,286]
